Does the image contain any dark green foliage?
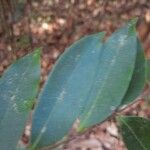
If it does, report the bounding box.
[117,116,150,150]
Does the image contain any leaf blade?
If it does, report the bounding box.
[117,116,150,150]
[31,32,105,148]
[0,49,40,150]
[78,19,138,131]
[121,38,146,105]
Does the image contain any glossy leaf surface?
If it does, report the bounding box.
[0,50,40,150]
[78,19,137,131]
[117,116,150,150]
[121,38,145,105]
[31,32,105,148]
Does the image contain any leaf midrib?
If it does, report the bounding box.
[79,42,134,128]
[120,117,147,150]
[31,39,103,148]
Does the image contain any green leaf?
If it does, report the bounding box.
[78,19,138,131]
[117,116,150,150]
[145,59,150,83]
[30,32,105,149]
[120,38,145,105]
[0,49,40,150]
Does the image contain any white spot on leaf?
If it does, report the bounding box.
[110,105,115,111]
[118,35,127,47]
[10,95,16,101]
[57,89,66,102]
[41,126,47,133]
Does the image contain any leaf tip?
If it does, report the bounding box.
[116,115,125,123]
[127,18,138,35]
[99,31,106,41]
[33,48,42,58]
[100,31,105,37]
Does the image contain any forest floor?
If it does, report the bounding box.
[0,0,150,150]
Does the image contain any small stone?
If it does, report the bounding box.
[107,123,118,137]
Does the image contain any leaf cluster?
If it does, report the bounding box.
[0,19,149,150]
